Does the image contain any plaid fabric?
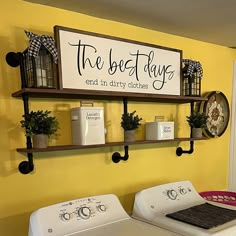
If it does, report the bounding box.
[183,59,203,79]
[25,31,58,64]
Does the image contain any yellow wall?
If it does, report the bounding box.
[1,1,236,235]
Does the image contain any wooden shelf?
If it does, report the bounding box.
[12,87,209,173]
[12,88,208,103]
[16,137,207,153]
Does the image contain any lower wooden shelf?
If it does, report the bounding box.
[16,137,207,153]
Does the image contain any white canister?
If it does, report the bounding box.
[146,121,174,140]
[71,107,105,145]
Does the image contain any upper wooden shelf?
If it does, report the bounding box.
[12,88,208,103]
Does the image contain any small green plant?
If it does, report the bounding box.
[20,110,59,137]
[121,110,142,131]
[186,112,208,128]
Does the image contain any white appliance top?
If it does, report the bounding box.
[29,193,181,236]
[132,180,236,236]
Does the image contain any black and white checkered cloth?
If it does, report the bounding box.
[183,59,203,79]
[25,31,58,64]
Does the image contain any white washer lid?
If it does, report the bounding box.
[68,218,181,236]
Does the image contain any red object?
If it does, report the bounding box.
[199,191,236,206]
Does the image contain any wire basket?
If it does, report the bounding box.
[199,191,236,206]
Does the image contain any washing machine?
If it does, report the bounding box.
[29,193,181,236]
[133,180,236,236]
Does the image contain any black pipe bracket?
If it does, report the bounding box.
[18,153,34,174]
[112,146,129,163]
[176,141,194,156]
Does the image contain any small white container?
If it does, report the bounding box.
[146,122,174,140]
[71,107,105,145]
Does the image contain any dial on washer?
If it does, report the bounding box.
[167,190,178,200]
[97,204,106,212]
[78,207,91,219]
[61,212,71,221]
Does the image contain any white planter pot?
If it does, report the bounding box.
[192,128,202,138]
[32,134,48,148]
[124,130,136,142]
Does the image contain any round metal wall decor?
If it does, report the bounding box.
[199,91,230,138]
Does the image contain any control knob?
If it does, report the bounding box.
[61,212,71,221]
[179,187,187,195]
[97,204,106,212]
[167,189,178,200]
[78,206,91,219]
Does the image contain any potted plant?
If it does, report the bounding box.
[186,112,208,138]
[121,110,142,142]
[20,110,59,148]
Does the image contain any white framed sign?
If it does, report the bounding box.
[54,26,182,95]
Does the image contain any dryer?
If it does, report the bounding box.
[29,193,181,236]
[133,180,236,236]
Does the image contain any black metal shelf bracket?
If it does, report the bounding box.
[18,93,35,174]
[112,145,129,163]
[6,52,20,68]
[176,140,194,156]
[7,50,36,174]
[176,101,195,157]
[112,98,130,163]
[18,153,34,174]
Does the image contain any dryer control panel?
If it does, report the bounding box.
[133,180,205,219]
